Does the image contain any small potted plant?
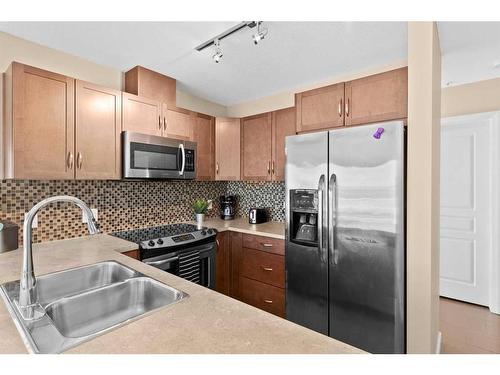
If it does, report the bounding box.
[193,198,209,229]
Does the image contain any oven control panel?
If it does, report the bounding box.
[140,228,217,249]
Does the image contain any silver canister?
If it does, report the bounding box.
[0,220,19,253]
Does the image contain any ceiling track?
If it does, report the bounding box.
[195,21,258,51]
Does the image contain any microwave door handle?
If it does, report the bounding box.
[179,143,185,176]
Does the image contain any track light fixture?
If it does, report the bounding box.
[212,39,223,63]
[252,22,268,45]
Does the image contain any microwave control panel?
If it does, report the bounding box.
[184,149,195,172]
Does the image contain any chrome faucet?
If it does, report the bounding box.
[17,195,99,320]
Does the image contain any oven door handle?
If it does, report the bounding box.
[179,143,185,176]
[144,256,179,266]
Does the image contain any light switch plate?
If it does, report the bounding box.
[82,208,98,224]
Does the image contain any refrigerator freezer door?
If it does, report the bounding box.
[328,121,405,353]
[285,132,329,334]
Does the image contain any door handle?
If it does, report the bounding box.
[178,143,185,176]
[263,299,273,304]
[329,173,338,266]
[76,152,83,169]
[158,115,162,130]
[67,152,74,170]
[338,98,343,117]
[345,98,350,117]
[163,117,166,131]
[317,174,326,257]
[261,243,273,247]
[271,161,275,175]
[261,266,273,272]
[216,162,219,174]
[267,161,271,175]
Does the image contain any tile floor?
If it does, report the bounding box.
[440,297,500,354]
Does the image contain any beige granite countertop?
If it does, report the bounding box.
[191,217,285,239]
[0,234,362,354]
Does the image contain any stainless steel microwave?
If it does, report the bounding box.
[123,131,196,179]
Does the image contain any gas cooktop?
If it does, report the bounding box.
[111,223,217,250]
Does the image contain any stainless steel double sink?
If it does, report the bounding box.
[0,261,188,353]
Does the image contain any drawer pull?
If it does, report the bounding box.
[261,266,273,272]
[261,243,273,247]
[263,299,273,304]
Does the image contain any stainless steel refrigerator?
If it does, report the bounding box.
[285,121,405,354]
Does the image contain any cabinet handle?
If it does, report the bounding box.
[338,98,343,117]
[345,98,350,117]
[261,243,273,247]
[159,115,162,130]
[77,152,83,169]
[163,116,166,131]
[216,239,220,247]
[263,299,273,304]
[67,152,74,170]
[261,266,273,272]
[267,161,271,175]
[216,162,219,174]
[272,161,275,175]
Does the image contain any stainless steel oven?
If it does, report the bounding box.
[123,131,196,179]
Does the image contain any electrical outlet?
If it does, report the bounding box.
[82,208,98,224]
[24,213,38,228]
[207,199,213,210]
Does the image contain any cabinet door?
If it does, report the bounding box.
[194,114,215,180]
[122,92,162,136]
[241,113,272,181]
[272,107,296,181]
[215,232,230,295]
[296,82,345,133]
[215,117,241,181]
[345,67,408,126]
[75,81,121,180]
[229,231,243,299]
[7,63,75,179]
[124,66,176,106]
[163,105,195,141]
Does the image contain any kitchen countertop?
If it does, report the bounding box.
[0,234,362,354]
[193,217,285,239]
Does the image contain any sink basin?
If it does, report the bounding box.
[37,261,138,304]
[0,261,188,353]
[46,277,184,338]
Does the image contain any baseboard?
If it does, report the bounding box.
[436,331,442,354]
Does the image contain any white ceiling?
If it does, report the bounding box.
[438,22,500,87]
[0,22,407,105]
[1,22,499,105]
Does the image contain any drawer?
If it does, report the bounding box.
[241,248,284,288]
[242,234,284,255]
[239,276,285,317]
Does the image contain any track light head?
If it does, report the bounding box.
[212,39,223,63]
[252,22,268,45]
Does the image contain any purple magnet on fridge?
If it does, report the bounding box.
[373,127,384,139]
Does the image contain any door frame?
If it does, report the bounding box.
[441,111,500,314]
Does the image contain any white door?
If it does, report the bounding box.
[440,112,498,307]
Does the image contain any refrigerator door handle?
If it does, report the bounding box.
[328,173,338,266]
[318,174,326,260]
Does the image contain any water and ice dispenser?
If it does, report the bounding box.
[289,189,319,245]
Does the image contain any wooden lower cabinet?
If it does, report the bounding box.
[239,276,285,317]
[122,249,140,260]
[215,232,230,295]
[215,231,285,318]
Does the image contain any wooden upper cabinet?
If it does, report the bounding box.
[296,82,345,133]
[215,117,241,181]
[124,66,176,106]
[272,107,296,181]
[75,81,122,180]
[345,67,408,126]
[194,114,215,180]
[163,105,195,141]
[241,113,273,181]
[3,62,75,179]
[122,92,162,137]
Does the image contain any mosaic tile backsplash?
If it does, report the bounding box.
[226,181,285,222]
[0,179,285,245]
